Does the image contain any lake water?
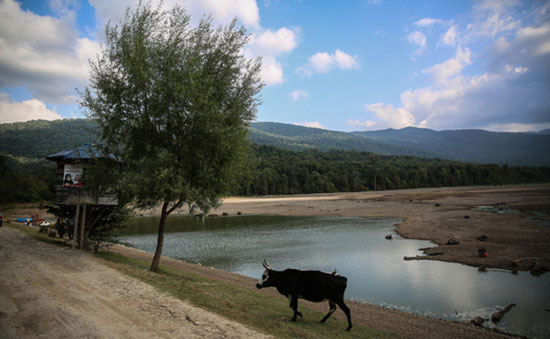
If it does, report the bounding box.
[118,215,550,338]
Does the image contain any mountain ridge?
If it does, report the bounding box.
[0,119,548,166]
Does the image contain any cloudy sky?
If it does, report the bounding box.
[0,0,549,132]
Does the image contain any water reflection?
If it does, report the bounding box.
[118,215,550,338]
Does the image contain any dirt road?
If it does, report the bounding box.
[0,226,270,339]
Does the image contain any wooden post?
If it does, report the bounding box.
[79,205,86,250]
[73,205,80,249]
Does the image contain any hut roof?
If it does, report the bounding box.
[46,144,108,161]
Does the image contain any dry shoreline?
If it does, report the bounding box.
[208,185,550,273]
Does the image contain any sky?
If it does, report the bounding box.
[0,0,549,132]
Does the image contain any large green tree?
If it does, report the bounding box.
[81,3,262,271]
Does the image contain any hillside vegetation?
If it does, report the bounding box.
[1,119,549,203]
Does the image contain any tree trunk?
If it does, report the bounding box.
[150,201,169,272]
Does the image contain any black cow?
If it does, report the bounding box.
[256,260,352,331]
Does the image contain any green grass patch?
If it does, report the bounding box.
[96,250,390,338]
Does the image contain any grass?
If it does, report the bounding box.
[7,222,390,338]
[95,251,389,338]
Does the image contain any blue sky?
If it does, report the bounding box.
[0,0,549,132]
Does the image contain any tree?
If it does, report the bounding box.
[81,3,262,271]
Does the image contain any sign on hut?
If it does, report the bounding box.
[46,144,118,249]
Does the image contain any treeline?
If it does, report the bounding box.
[231,145,550,196]
[2,144,550,204]
[0,153,55,203]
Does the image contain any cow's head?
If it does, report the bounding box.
[256,260,273,289]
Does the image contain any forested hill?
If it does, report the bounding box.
[352,127,550,166]
[0,119,99,167]
[1,119,549,167]
[248,122,435,158]
[251,122,550,166]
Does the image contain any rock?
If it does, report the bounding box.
[477,234,488,241]
[434,203,441,207]
[464,215,470,219]
[447,238,459,245]
[385,234,392,240]
[237,211,242,215]
[222,212,228,216]
[491,304,516,323]
[471,316,487,327]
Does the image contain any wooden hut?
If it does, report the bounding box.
[46,144,118,249]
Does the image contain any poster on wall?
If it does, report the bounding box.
[63,164,83,187]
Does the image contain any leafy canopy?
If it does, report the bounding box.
[81,3,263,213]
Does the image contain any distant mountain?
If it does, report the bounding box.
[251,122,550,166]
[1,119,548,167]
[248,122,435,158]
[538,129,550,135]
[352,127,550,166]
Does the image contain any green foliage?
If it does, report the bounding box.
[81,3,262,214]
[0,119,100,162]
[231,145,550,195]
[0,153,55,203]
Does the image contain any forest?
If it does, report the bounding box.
[232,145,550,196]
[3,143,549,204]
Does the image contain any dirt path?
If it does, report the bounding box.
[0,226,271,339]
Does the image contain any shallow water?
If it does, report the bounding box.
[118,215,550,338]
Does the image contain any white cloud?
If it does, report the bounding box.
[423,47,471,85]
[288,90,308,102]
[297,49,359,76]
[481,122,550,133]
[244,27,298,85]
[407,31,427,55]
[346,119,377,130]
[362,12,550,132]
[0,0,100,103]
[334,49,360,70]
[414,18,443,27]
[0,93,62,123]
[441,25,458,46]
[364,103,415,129]
[294,121,325,129]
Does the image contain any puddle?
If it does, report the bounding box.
[472,205,519,214]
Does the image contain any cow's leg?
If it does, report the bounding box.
[289,295,302,321]
[320,301,337,323]
[336,300,352,331]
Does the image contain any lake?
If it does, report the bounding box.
[117,215,550,338]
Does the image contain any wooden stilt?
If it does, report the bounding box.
[73,205,80,249]
[80,205,86,250]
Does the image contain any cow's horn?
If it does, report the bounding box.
[262,259,270,269]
